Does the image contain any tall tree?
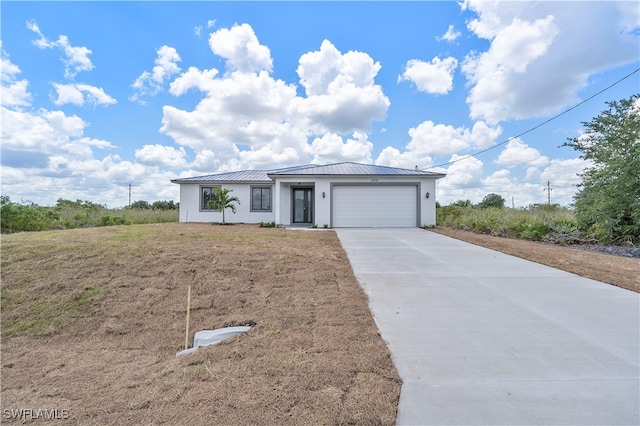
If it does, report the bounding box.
[208,187,240,225]
[477,193,505,209]
[563,94,640,244]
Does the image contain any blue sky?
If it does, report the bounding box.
[2,1,638,208]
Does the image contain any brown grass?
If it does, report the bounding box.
[430,227,640,293]
[1,224,400,425]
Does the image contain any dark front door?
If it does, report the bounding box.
[293,188,313,224]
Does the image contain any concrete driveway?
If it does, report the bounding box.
[336,228,639,425]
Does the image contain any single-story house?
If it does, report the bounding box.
[171,162,445,228]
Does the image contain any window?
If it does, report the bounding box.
[201,186,220,211]
[251,186,272,212]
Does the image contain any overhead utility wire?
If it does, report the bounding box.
[424,66,640,170]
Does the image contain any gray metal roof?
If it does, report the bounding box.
[171,162,445,184]
[171,170,271,183]
[268,162,446,177]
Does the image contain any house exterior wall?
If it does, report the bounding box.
[178,183,275,224]
[177,175,439,227]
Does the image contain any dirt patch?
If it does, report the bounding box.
[1,224,400,425]
[430,227,639,293]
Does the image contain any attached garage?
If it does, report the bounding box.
[332,184,418,227]
[172,162,445,227]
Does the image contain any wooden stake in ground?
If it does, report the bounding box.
[184,285,191,350]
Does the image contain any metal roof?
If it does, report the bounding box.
[171,162,445,184]
[171,170,271,183]
[268,162,446,177]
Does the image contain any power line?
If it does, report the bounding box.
[424,66,640,170]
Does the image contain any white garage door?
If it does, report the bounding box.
[332,185,417,227]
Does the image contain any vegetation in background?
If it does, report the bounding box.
[1,196,178,233]
[437,201,580,243]
[562,94,640,244]
[477,193,506,209]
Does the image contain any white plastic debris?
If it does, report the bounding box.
[176,326,251,358]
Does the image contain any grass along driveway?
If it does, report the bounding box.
[1,223,400,425]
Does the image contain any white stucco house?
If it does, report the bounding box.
[171,162,445,228]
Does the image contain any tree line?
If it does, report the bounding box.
[1,197,179,233]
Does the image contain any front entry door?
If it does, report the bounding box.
[293,188,313,224]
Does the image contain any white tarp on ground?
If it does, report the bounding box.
[176,326,251,357]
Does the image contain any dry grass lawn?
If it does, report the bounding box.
[4,223,637,425]
[431,227,639,293]
[1,223,400,425]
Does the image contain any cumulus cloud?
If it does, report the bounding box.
[462,14,558,124]
[437,24,461,42]
[0,102,181,206]
[407,120,501,157]
[398,57,458,95]
[27,20,94,79]
[209,23,272,73]
[374,119,501,171]
[52,83,117,106]
[1,46,32,108]
[195,19,216,36]
[135,144,187,168]
[495,138,549,168]
[461,1,640,124]
[1,107,113,154]
[431,154,486,204]
[130,45,182,103]
[161,26,389,171]
[310,132,373,164]
[294,39,389,133]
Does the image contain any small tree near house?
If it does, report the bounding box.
[208,187,240,225]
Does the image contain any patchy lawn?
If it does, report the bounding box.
[430,227,639,293]
[1,223,400,425]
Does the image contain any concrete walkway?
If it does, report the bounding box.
[336,228,639,426]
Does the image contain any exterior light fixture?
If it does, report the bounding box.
[425,192,430,199]
[322,192,326,198]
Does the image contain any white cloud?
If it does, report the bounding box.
[462,15,558,124]
[297,39,380,96]
[1,104,180,206]
[375,146,431,171]
[437,24,461,43]
[539,157,590,205]
[135,144,188,168]
[461,1,640,125]
[1,46,32,108]
[294,40,389,133]
[27,20,94,79]
[405,120,502,157]
[495,138,549,168]
[208,23,272,73]
[52,83,117,106]
[161,27,389,171]
[398,57,458,95]
[310,132,373,164]
[130,45,182,103]
[1,107,113,155]
[374,119,501,173]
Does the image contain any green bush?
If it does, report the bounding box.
[1,197,177,233]
[436,202,588,243]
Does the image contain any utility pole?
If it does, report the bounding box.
[544,181,552,205]
[128,183,132,208]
